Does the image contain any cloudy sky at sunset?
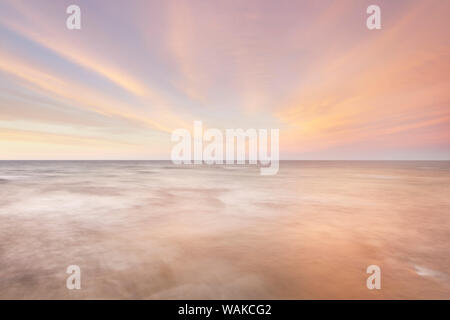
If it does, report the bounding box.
[0,0,449,160]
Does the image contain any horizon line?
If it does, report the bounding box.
[1,159,449,162]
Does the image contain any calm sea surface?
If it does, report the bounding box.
[0,161,449,299]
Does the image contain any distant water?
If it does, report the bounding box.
[0,161,449,299]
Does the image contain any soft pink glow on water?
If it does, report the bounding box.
[0,161,448,299]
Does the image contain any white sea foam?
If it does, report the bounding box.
[0,161,449,299]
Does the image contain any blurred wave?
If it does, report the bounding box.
[0,161,449,299]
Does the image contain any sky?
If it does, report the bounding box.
[0,0,449,160]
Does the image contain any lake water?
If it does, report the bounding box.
[0,161,449,299]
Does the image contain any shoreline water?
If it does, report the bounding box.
[0,161,449,299]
